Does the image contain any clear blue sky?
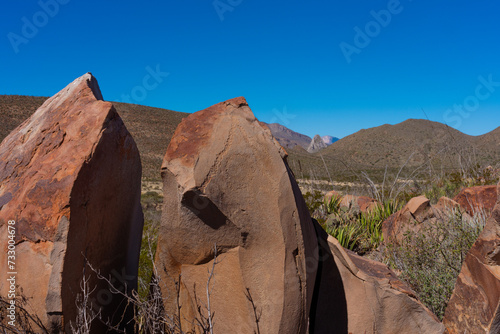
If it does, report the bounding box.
[1,0,499,138]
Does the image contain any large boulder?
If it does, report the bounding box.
[453,185,497,216]
[324,190,341,204]
[382,195,432,243]
[310,221,444,333]
[0,74,143,332]
[443,182,500,333]
[340,194,380,214]
[154,97,318,333]
[382,195,462,244]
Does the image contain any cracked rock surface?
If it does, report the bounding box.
[443,181,500,333]
[0,73,143,332]
[155,97,318,334]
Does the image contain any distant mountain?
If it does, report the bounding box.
[307,134,328,153]
[473,126,500,154]
[333,119,500,167]
[286,119,500,182]
[320,119,472,169]
[1,96,498,183]
[264,123,312,150]
[322,135,339,145]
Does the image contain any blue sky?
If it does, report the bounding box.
[1,0,499,138]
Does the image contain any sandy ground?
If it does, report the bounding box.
[141,179,369,197]
[142,181,163,195]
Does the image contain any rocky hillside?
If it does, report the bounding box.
[1,96,498,182]
[307,134,328,153]
[264,122,312,150]
[291,119,500,182]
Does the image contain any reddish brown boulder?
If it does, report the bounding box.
[357,195,380,213]
[443,182,500,333]
[334,193,380,214]
[382,195,433,243]
[324,190,341,203]
[453,185,497,216]
[310,222,444,333]
[154,97,318,333]
[434,196,461,212]
[0,73,143,332]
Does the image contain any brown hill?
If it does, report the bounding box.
[321,119,470,169]
[473,126,500,158]
[287,119,500,182]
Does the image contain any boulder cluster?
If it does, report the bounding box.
[0,73,498,333]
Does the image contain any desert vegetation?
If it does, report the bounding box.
[304,161,498,320]
[384,208,487,320]
[1,94,499,332]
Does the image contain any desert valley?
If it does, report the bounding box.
[0,74,499,333]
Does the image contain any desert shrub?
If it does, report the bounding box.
[384,209,487,320]
[424,164,499,203]
[138,192,163,299]
[303,190,327,222]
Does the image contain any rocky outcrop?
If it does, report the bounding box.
[307,134,327,153]
[265,122,312,150]
[382,195,452,244]
[340,194,380,214]
[324,191,379,214]
[0,73,143,332]
[443,182,500,333]
[310,221,444,333]
[155,97,318,333]
[453,185,497,216]
[324,190,341,204]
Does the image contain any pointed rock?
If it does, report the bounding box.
[0,73,143,332]
[307,134,327,153]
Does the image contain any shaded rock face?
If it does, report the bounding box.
[453,185,497,216]
[307,134,327,153]
[443,182,500,333]
[0,74,143,332]
[310,221,444,334]
[155,97,318,333]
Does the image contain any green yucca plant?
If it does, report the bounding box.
[324,193,342,215]
[324,197,401,254]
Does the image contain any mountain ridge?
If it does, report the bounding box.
[1,95,498,182]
